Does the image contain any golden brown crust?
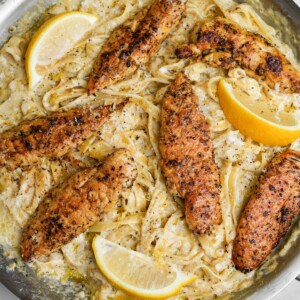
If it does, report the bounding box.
[88,0,185,93]
[160,72,221,235]
[176,17,300,94]
[0,102,125,169]
[20,149,138,261]
[232,150,300,273]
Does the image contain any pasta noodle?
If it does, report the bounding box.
[0,0,299,299]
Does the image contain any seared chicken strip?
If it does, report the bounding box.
[20,149,137,261]
[233,150,300,273]
[160,73,221,234]
[88,0,185,94]
[0,102,125,169]
[176,17,300,94]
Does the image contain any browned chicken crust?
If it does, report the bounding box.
[88,0,185,94]
[233,150,300,273]
[20,149,138,261]
[160,72,221,235]
[176,17,300,94]
[0,102,125,169]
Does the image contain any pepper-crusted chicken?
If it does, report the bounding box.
[176,17,300,94]
[88,0,185,94]
[20,149,137,261]
[160,72,221,235]
[233,150,300,273]
[0,102,125,169]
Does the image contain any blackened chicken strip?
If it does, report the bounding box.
[176,17,300,94]
[20,149,138,261]
[88,0,185,93]
[0,102,125,169]
[160,72,222,235]
[233,150,300,273]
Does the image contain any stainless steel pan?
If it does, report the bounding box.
[0,0,300,299]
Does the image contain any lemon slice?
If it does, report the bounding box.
[92,236,196,299]
[25,11,98,90]
[218,79,300,146]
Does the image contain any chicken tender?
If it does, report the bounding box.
[0,102,125,169]
[20,149,137,261]
[176,17,300,94]
[233,150,300,273]
[88,0,185,93]
[160,72,221,235]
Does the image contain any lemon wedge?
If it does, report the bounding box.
[92,236,196,299]
[218,79,300,146]
[25,11,98,90]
